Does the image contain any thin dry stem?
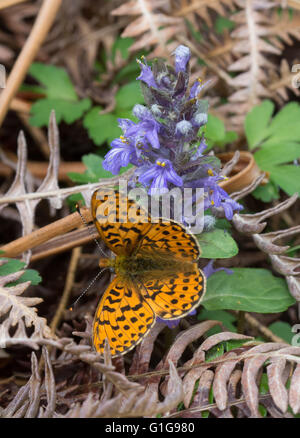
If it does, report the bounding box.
[0,0,62,126]
[50,246,82,334]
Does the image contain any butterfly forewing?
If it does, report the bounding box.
[135,220,201,261]
[91,188,152,256]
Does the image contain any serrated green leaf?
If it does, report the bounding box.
[30,98,91,126]
[202,268,295,313]
[9,269,42,286]
[28,63,91,127]
[245,100,274,149]
[0,259,24,276]
[29,63,77,100]
[0,258,42,286]
[83,109,121,145]
[197,228,239,259]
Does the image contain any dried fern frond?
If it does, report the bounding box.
[111,0,184,56]
[174,0,237,26]
[0,260,53,349]
[268,58,300,104]
[0,347,56,418]
[0,111,61,240]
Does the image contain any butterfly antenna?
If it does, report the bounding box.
[76,203,108,259]
[69,267,108,310]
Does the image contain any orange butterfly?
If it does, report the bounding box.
[90,188,206,357]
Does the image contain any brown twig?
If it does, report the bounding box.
[0,0,28,10]
[31,225,98,262]
[0,153,86,182]
[0,0,62,126]
[0,208,92,259]
[233,311,287,344]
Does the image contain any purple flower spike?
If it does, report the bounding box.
[173,45,191,73]
[139,159,183,195]
[102,137,137,175]
[102,44,243,219]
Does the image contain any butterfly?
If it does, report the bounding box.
[90,188,206,357]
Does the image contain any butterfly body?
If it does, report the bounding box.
[101,250,198,283]
[91,188,206,357]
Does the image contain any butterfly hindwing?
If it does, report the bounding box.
[93,277,155,356]
[142,264,205,320]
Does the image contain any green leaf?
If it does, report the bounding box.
[259,373,269,395]
[252,180,280,202]
[205,342,225,362]
[68,153,114,183]
[268,321,294,344]
[0,258,42,286]
[30,98,91,126]
[205,114,225,142]
[0,259,24,276]
[112,37,134,62]
[254,142,300,168]
[66,193,85,212]
[245,100,274,149]
[202,268,295,313]
[115,82,144,111]
[215,16,235,33]
[203,114,237,149]
[263,102,300,146]
[83,109,121,145]
[269,165,300,196]
[197,228,239,259]
[198,309,237,332]
[9,269,42,286]
[29,63,78,100]
[28,63,91,126]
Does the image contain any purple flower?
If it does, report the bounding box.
[138,159,183,195]
[221,198,243,220]
[173,45,191,73]
[126,106,161,153]
[136,57,157,88]
[102,137,137,175]
[203,260,233,278]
